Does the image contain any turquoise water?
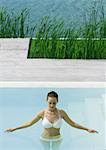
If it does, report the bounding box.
[0,0,105,25]
[0,88,105,150]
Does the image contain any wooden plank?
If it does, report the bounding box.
[0,39,105,82]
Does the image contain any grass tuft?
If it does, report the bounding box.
[0,0,106,59]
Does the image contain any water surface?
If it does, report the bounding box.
[0,87,105,150]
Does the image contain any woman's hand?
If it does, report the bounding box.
[4,128,16,133]
[87,129,99,133]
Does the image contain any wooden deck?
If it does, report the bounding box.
[0,38,105,82]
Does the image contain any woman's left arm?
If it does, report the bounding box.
[61,109,98,133]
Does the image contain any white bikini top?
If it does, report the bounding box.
[42,110,62,129]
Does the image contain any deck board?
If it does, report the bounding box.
[0,39,105,82]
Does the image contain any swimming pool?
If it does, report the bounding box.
[0,87,105,150]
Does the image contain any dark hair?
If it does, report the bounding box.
[47,91,58,102]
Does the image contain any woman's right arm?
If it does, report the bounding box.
[5,110,44,133]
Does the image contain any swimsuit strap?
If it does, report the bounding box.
[44,110,49,118]
[58,110,61,119]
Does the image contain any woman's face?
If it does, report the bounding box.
[47,96,58,111]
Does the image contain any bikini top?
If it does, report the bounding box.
[42,110,62,129]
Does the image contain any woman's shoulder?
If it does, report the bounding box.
[37,109,46,118]
[58,108,65,113]
[58,109,66,118]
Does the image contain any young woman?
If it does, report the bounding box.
[5,91,98,150]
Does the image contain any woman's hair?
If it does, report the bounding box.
[47,91,58,102]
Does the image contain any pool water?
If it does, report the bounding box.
[0,88,105,150]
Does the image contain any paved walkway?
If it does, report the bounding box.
[0,39,105,82]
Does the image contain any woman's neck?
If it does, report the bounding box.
[48,108,57,112]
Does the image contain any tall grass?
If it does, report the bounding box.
[0,7,36,37]
[0,0,106,59]
[28,1,106,59]
[28,38,106,59]
[81,0,106,38]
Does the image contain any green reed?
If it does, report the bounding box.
[0,1,105,59]
[0,7,36,37]
[28,0,105,59]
